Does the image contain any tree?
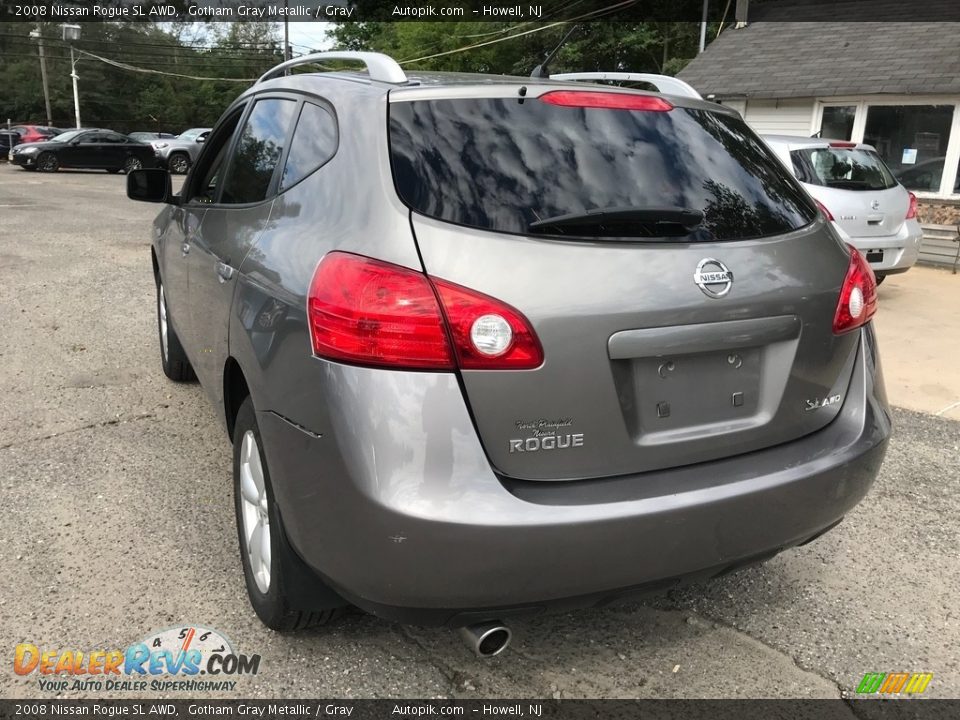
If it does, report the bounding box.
[328,21,710,78]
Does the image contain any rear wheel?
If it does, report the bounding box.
[122,156,142,174]
[157,281,195,382]
[168,152,190,175]
[233,397,343,631]
[37,152,58,172]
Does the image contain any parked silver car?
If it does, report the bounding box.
[151,128,211,174]
[763,135,923,283]
[127,53,891,654]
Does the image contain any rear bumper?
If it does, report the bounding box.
[257,325,891,626]
[840,219,923,273]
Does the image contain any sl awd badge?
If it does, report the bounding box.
[694,258,733,298]
[806,394,842,411]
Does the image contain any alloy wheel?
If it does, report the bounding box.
[239,430,272,594]
[158,284,168,360]
[170,154,189,174]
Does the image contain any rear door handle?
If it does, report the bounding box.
[181,241,190,257]
[216,261,235,283]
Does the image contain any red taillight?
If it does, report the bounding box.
[905,191,918,220]
[815,199,834,222]
[432,279,543,370]
[833,245,878,334]
[828,141,857,148]
[539,91,673,112]
[307,252,543,371]
[307,253,454,370]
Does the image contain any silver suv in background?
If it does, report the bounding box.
[127,53,891,654]
[763,135,923,283]
[151,127,211,174]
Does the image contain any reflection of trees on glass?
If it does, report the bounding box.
[221,98,296,205]
[391,99,816,242]
[222,136,282,203]
[702,179,792,240]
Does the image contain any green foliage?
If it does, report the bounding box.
[329,21,712,77]
[0,19,714,132]
[0,21,277,131]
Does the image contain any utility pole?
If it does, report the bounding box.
[283,0,291,74]
[63,24,81,129]
[30,26,53,126]
[699,0,709,54]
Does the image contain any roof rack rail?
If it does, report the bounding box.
[548,72,702,100]
[257,51,407,85]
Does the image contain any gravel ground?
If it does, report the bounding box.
[0,166,957,701]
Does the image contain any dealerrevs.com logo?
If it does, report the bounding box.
[14,625,261,693]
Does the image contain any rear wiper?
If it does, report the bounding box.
[528,206,704,238]
[825,179,873,189]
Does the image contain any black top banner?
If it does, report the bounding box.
[2,0,960,23]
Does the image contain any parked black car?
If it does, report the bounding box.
[0,130,20,158]
[11,128,158,173]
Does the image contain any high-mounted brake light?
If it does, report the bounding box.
[308,253,543,371]
[815,199,834,222]
[539,91,673,112]
[828,141,857,148]
[905,191,918,220]
[833,245,878,334]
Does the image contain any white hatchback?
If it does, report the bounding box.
[763,135,923,282]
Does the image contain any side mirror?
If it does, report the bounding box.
[127,168,176,204]
[196,137,205,143]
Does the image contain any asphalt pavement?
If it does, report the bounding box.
[0,165,957,700]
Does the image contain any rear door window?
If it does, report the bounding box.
[221,98,297,205]
[389,95,816,241]
[791,147,898,191]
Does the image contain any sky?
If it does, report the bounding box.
[285,22,334,53]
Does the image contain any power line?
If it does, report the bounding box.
[72,47,256,82]
[397,0,639,65]
[0,31,281,50]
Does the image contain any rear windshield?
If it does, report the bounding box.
[388,96,816,241]
[790,147,898,191]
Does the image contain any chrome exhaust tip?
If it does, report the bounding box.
[459,621,512,657]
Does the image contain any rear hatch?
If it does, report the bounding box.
[388,86,860,481]
[790,145,908,239]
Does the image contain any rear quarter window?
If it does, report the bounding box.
[389,95,816,241]
[280,101,338,192]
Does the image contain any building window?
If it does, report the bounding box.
[863,105,955,192]
[820,105,856,140]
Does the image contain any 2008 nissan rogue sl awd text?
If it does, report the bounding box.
[127,52,891,656]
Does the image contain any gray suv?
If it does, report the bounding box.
[127,52,890,655]
[151,127,211,174]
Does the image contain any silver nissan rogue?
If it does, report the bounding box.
[127,52,891,655]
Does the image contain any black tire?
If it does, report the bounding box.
[874,273,886,286]
[233,396,344,631]
[156,280,195,382]
[122,156,143,174]
[37,152,59,172]
[168,152,190,175]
